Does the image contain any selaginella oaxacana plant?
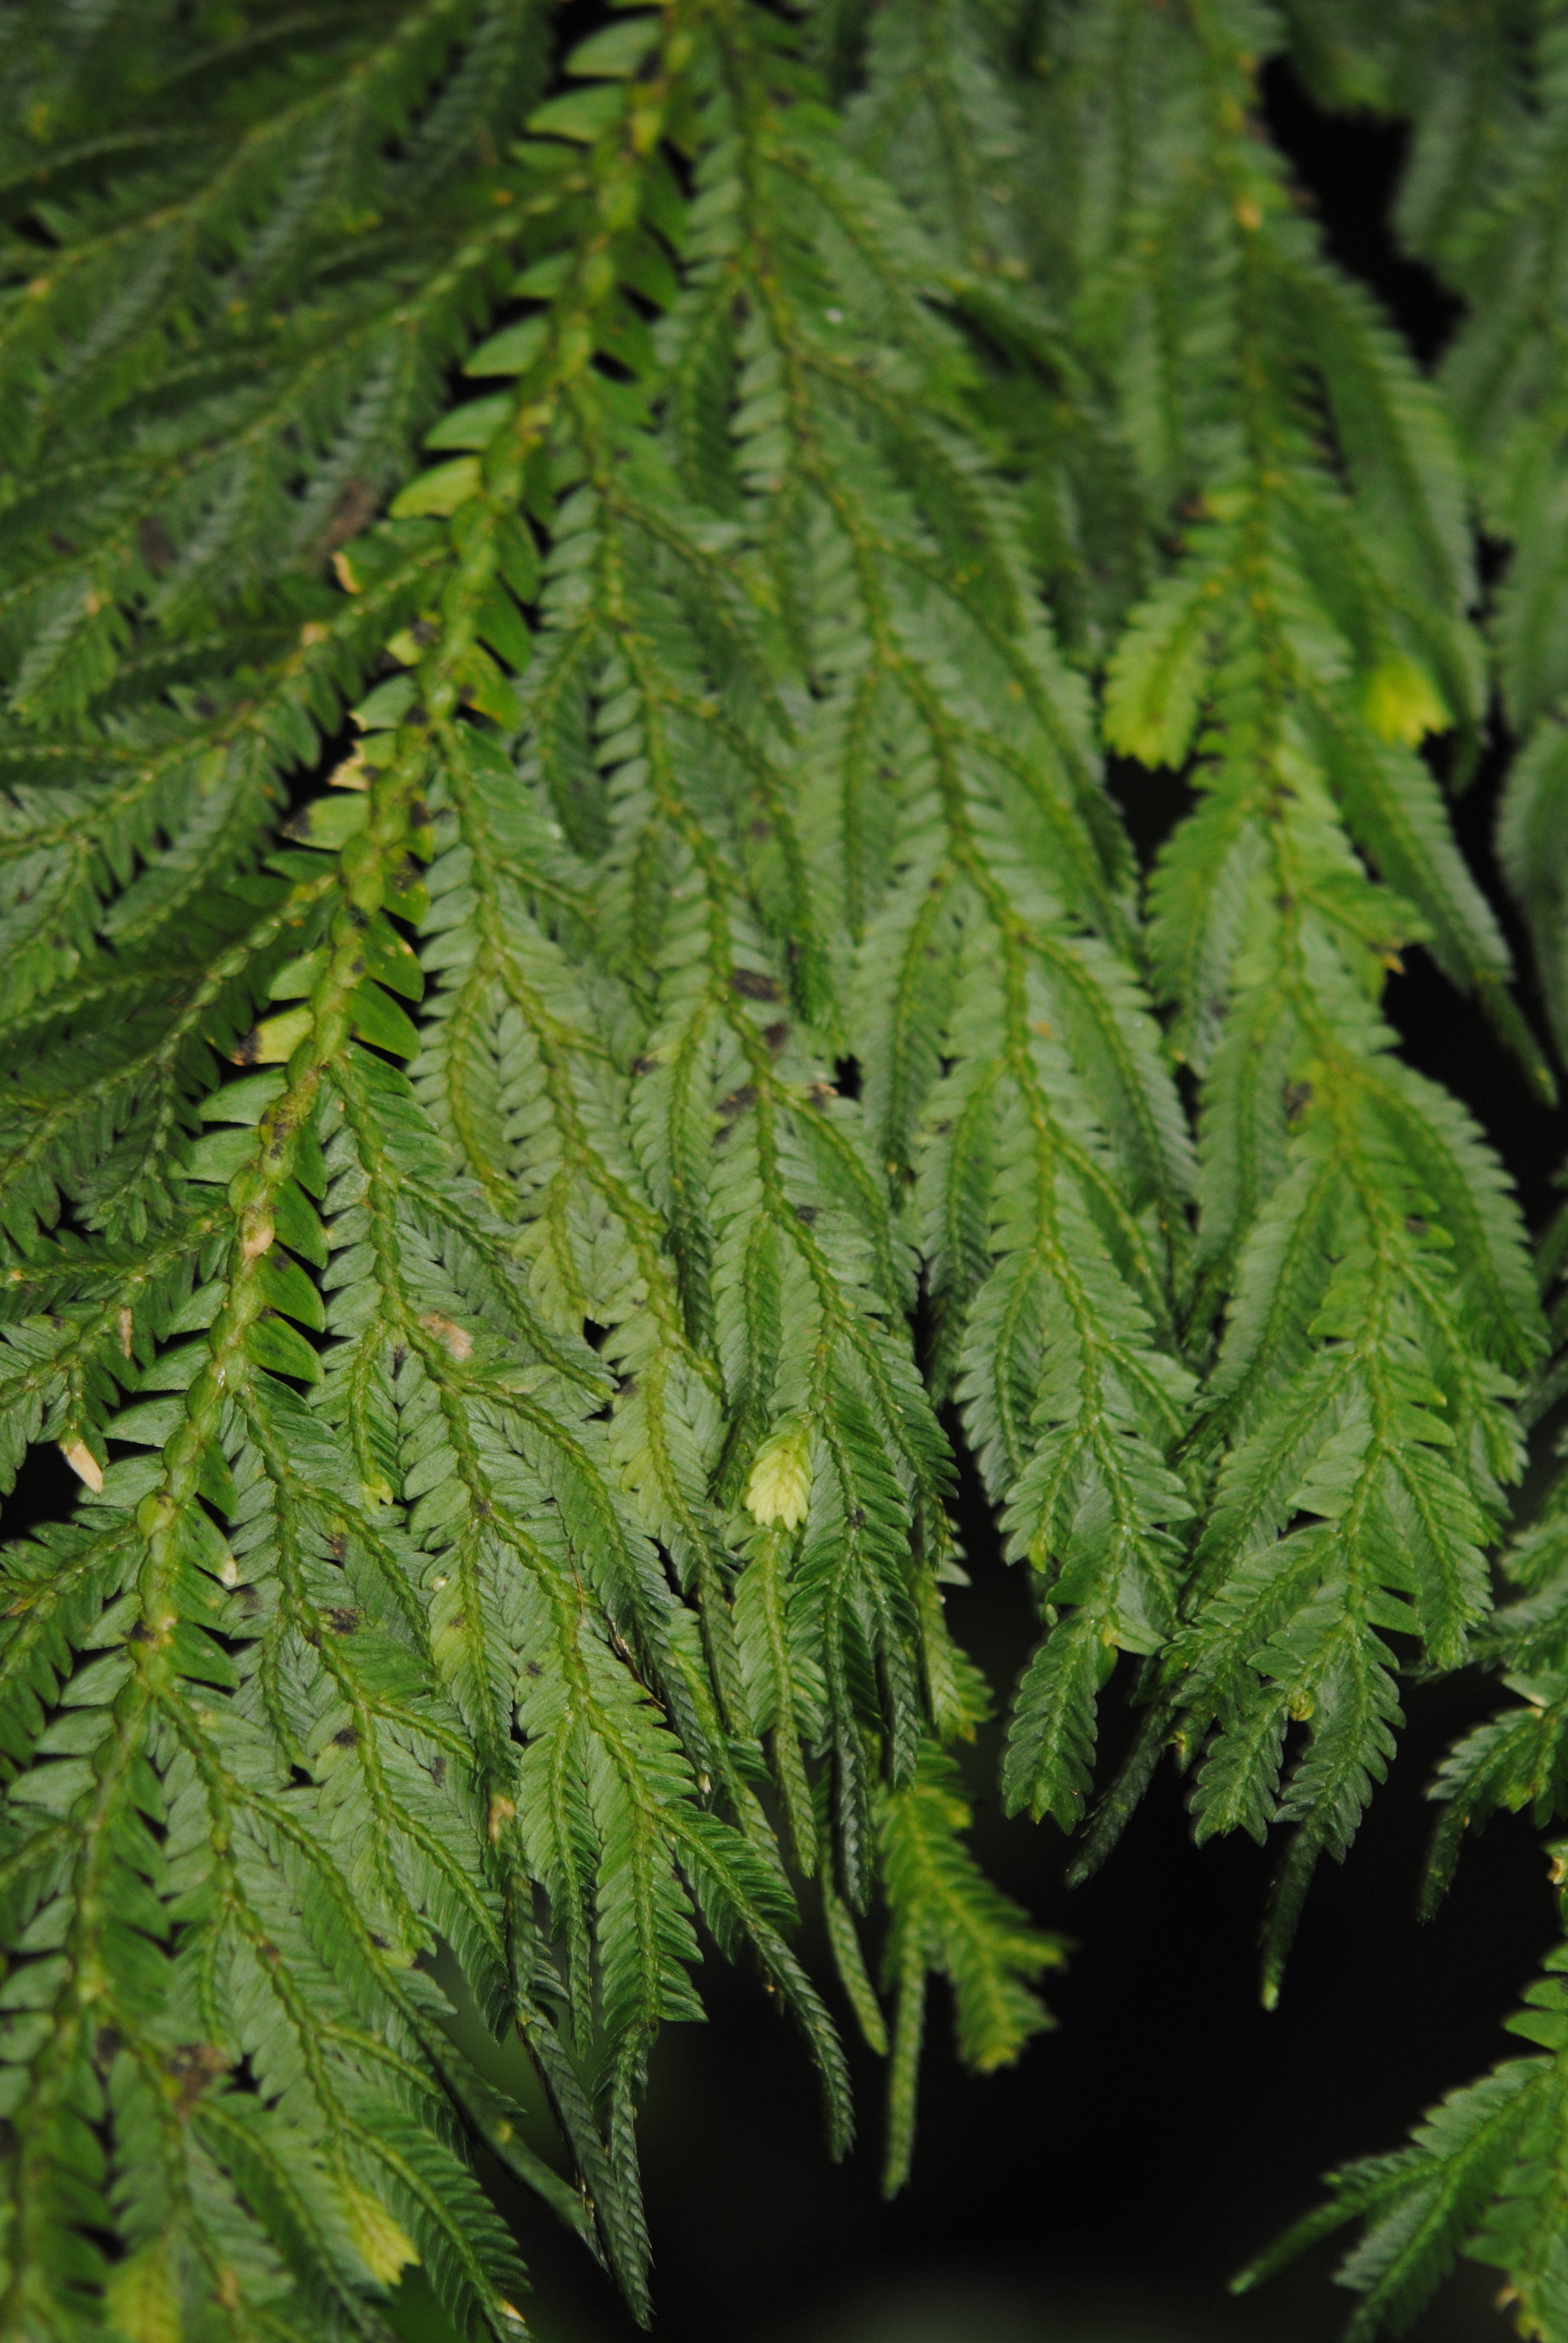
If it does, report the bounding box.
[4,2,1568,2337]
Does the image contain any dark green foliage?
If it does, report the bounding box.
[2,3,1568,2340]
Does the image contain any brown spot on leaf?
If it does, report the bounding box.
[167,2042,229,2110]
[137,517,175,572]
[419,1311,473,1361]
[320,478,376,558]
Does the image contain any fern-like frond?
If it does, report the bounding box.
[1053,2,1549,1993]
[878,1743,1063,2195]
[0,1,548,736]
[0,6,1057,2326]
[1235,2042,1551,2343]
[648,7,1199,1843]
[1241,1855,1568,2341]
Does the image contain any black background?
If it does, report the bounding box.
[10,47,1566,2343]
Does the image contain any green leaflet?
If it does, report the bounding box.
[877,1745,1064,2195]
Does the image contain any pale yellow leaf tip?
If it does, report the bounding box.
[105,2240,181,2343]
[60,1440,103,1494]
[341,2179,420,2287]
[1364,654,1449,746]
[745,1423,811,1530]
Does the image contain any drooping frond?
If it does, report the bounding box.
[1011,0,1549,1998]
[0,0,547,733]
[843,0,1154,662]
[0,8,1070,2333]
[1235,2007,1564,2343]
[1293,5,1568,1074]
[844,2,1549,1984]
[1267,1194,1568,2338]
[1206,7,1568,2324]
[877,1743,1063,2197]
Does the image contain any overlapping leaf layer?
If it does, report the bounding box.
[0,3,1563,2340]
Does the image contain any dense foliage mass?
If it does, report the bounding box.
[4,1,1568,2336]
